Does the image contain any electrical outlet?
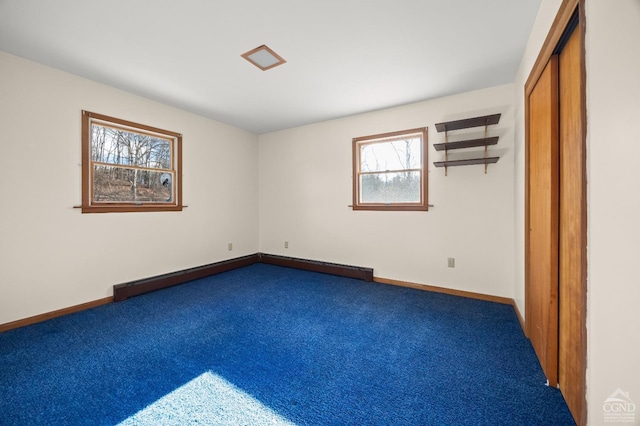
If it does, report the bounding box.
[284,241,289,249]
[228,243,233,251]
[448,257,455,268]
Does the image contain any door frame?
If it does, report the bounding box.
[524,0,587,424]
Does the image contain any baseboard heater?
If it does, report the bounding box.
[113,253,374,302]
[258,253,373,282]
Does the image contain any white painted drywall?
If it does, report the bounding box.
[258,84,516,298]
[585,0,640,421]
[514,0,640,423]
[0,52,259,325]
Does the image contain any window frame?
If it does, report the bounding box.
[81,110,183,213]
[352,127,428,211]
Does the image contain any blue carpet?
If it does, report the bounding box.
[0,264,575,425]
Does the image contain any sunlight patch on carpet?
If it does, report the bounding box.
[118,371,296,426]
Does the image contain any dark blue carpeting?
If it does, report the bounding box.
[0,264,575,425]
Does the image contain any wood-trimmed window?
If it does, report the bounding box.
[352,127,428,211]
[81,111,182,213]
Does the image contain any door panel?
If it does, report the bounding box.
[559,26,586,420]
[527,56,559,387]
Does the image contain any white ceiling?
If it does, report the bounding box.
[0,0,541,134]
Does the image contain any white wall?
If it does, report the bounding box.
[585,0,640,422]
[0,52,259,325]
[259,84,516,298]
[514,1,640,424]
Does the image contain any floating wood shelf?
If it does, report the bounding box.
[433,136,499,152]
[435,113,501,133]
[434,157,500,168]
[433,113,502,175]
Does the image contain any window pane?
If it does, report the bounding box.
[360,171,421,203]
[93,165,173,203]
[91,124,172,170]
[360,138,421,172]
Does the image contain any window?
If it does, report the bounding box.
[352,127,428,211]
[81,111,182,213]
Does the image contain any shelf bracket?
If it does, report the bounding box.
[444,129,449,176]
[484,124,488,174]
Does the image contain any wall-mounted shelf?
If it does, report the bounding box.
[434,157,500,168]
[433,136,499,152]
[434,113,501,132]
[433,113,501,175]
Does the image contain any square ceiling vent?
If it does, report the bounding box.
[241,45,286,71]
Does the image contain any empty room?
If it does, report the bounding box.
[1,1,638,425]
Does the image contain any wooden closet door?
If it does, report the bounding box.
[558,26,586,421]
[527,55,560,387]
